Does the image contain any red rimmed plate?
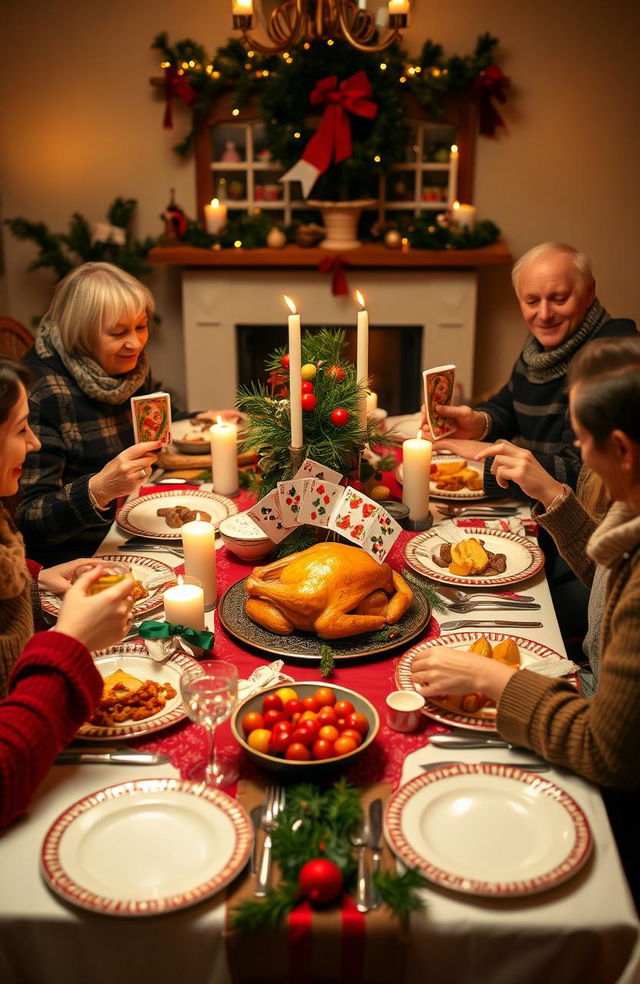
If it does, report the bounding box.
[396,453,487,501]
[77,644,197,741]
[385,764,592,898]
[404,526,544,587]
[395,632,573,732]
[41,778,252,916]
[116,489,237,540]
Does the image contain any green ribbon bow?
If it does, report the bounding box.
[138,619,214,651]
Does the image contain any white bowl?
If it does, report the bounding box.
[219,512,275,561]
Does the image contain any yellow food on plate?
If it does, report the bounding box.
[492,638,520,667]
[449,537,490,576]
[433,458,466,476]
[101,668,144,701]
[436,635,521,716]
[91,669,177,727]
[469,636,493,658]
[431,458,483,492]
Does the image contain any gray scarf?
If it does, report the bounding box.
[35,323,149,405]
[521,299,611,384]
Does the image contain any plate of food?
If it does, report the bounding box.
[116,489,238,540]
[41,778,252,916]
[404,527,544,587]
[170,417,214,454]
[40,555,176,620]
[396,454,486,500]
[395,631,572,731]
[384,763,592,898]
[77,643,198,740]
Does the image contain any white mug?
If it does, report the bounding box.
[385,690,425,732]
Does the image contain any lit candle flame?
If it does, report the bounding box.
[195,512,201,522]
[283,294,297,315]
[452,200,460,211]
[216,414,224,426]
[355,289,366,309]
[177,574,184,586]
[450,144,458,154]
[210,198,219,207]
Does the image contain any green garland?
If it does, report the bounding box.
[232,781,427,930]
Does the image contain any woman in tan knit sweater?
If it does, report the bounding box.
[412,334,640,790]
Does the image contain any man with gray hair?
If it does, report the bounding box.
[432,242,637,496]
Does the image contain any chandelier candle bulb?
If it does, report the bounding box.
[182,516,217,609]
[163,576,205,631]
[402,436,432,522]
[284,295,303,448]
[355,290,369,432]
[232,0,253,12]
[452,201,477,230]
[204,198,228,235]
[210,417,238,496]
[388,0,410,12]
[447,145,459,210]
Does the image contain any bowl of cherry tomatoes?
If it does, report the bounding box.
[230,681,379,776]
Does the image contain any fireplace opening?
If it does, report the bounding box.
[236,323,422,415]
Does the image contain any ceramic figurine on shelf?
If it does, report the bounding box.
[221,140,242,162]
[160,188,187,240]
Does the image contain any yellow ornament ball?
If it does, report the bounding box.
[301,363,317,380]
[369,484,391,501]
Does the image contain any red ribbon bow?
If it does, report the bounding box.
[163,67,197,129]
[469,64,509,137]
[304,71,378,174]
[318,254,351,296]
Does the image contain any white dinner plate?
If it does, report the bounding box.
[40,554,176,620]
[77,643,197,741]
[404,526,544,587]
[385,764,592,898]
[395,632,572,732]
[116,489,238,540]
[41,778,252,916]
[396,453,487,501]
[386,413,423,441]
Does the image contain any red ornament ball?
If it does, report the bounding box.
[298,858,344,905]
[326,365,345,382]
[330,407,350,427]
[301,380,315,394]
[280,354,290,370]
[302,392,318,412]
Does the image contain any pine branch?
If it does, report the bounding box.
[402,569,448,614]
[319,644,335,678]
[375,868,428,917]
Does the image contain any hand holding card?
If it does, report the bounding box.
[422,365,456,440]
[131,392,172,445]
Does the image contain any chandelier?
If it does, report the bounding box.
[231,0,410,55]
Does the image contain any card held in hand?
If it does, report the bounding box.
[131,392,172,445]
[422,365,456,440]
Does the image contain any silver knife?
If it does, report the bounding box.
[250,805,263,874]
[367,798,383,910]
[438,619,543,631]
[429,734,515,749]
[55,751,170,765]
[420,760,549,773]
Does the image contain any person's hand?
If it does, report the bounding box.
[411,646,515,703]
[89,440,163,507]
[475,441,564,507]
[54,566,135,652]
[38,557,103,595]
[433,437,493,460]
[195,409,245,425]
[421,403,487,441]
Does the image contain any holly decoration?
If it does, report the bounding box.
[326,365,345,382]
[302,392,318,412]
[280,354,290,370]
[330,407,350,428]
[299,858,344,905]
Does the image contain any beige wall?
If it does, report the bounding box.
[1,0,639,404]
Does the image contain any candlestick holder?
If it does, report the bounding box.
[405,512,434,532]
[289,445,306,475]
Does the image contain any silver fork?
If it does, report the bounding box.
[350,813,371,913]
[448,601,541,613]
[437,586,536,605]
[255,785,285,897]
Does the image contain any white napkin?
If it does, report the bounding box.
[238,660,295,701]
[526,657,579,679]
[458,517,529,536]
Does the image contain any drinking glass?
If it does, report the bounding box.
[180,660,239,787]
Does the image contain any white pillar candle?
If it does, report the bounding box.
[402,437,432,522]
[209,416,238,496]
[204,198,228,235]
[163,576,205,631]
[447,145,459,210]
[284,295,303,448]
[452,201,476,230]
[355,290,369,432]
[366,391,378,414]
[182,516,217,608]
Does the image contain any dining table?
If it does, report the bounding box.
[0,425,638,984]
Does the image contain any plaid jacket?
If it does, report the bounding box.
[17,347,184,565]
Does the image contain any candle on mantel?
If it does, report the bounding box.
[163,575,205,631]
[402,434,432,522]
[232,0,253,13]
[355,290,369,432]
[284,294,303,448]
[452,201,477,230]
[204,198,228,235]
[182,513,217,609]
[447,144,459,210]
[366,391,378,414]
[209,416,238,496]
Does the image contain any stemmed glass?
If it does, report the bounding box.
[180,660,239,787]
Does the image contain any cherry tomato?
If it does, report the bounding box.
[316,705,338,726]
[298,709,318,723]
[262,693,283,712]
[247,728,272,753]
[301,392,317,412]
[334,700,355,718]
[298,714,319,735]
[301,380,314,394]
[275,687,298,705]
[291,712,301,726]
[333,735,358,756]
[344,712,369,735]
[318,724,340,743]
[241,711,264,734]
[302,695,320,713]
[271,719,293,735]
[339,728,363,747]
[314,687,336,707]
[312,738,336,760]
[269,726,293,753]
[263,708,285,728]
[285,742,311,761]
[291,725,316,747]
[284,698,304,717]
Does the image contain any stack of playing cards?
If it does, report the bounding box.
[422,364,456,440]
[247,458,402,563]
[131,392,172,445]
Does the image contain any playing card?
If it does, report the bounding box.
[361,508,402,564]
[276,478,312,528]
[246,490,290,544]
[422,365,456,440]
[297,479,343,527]
[294,457,343,484]
[131,392,172,445]
[328,486,380,545]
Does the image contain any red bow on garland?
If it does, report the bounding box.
[318,254,351,296]
[280,71,378,198]
[469,64,509,137]
[163,67,198,129]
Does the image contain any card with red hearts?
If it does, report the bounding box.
[297,479,342,527]
[361,510,402,563]
[276,478,313,528]
[327,487,381,545]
